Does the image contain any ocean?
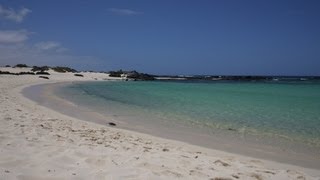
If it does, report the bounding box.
[55,80,320,151]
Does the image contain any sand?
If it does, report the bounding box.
[0,67,319,180]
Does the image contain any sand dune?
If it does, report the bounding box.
[0,67,319,179]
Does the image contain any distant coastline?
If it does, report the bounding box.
[2,64,320,82]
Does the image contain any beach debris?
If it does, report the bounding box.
[108,122,116,126]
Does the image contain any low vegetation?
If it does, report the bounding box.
[0,71,35,75]
[14,64,28,68]
[51,66,77,73]
[31,66,49,72]
[36,71,50,75]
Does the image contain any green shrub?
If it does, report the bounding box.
[52,66,77,73]
[31,66,49,72]
[14,64,28,68]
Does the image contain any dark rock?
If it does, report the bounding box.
[126,71,155,81]
[109,70,123,77]
[162,148,169,152]
[227,128,236,131]
[74,74,84,77]
[39,76,49,79]
[108,122,116,126]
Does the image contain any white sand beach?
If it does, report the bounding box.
[1,67,320,180]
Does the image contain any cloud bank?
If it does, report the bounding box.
[34,41,68,52]
[0,5,31,23]
[0,30,30,43]
[0,29,97,69]
[0,43,100,69]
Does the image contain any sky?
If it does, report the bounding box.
[0,0,319,75]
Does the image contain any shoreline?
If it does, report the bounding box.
[23,81,320,170]
[1,71,320,179]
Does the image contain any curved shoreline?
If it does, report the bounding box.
[23,81,320,170]
[1,72,319,179]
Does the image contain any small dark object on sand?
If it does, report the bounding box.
[227,128,236,131]
[74,74,84,77]
[108,122,116,126]
[39,76,49,79]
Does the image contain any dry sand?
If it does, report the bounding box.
[1,67,320,179]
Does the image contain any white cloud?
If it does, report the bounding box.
[35,41,61,50]
[0,29,29,43]
[0,5,31,23]
[34,41,69,53]
[56,47,68,53]
[108,8,142,16]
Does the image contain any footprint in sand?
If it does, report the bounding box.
[214,160,230,167]
[160,170,183,178]
[189,169,208,178]
[85,158,106,167]
[210,177,233,180]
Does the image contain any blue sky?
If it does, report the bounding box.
[0,0,319,75]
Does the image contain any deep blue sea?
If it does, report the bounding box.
[57,80,320,148]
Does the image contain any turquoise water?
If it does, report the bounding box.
[59,80,320,148]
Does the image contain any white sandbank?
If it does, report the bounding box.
[0,67,319,179]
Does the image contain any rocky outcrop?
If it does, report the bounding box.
[108,70,155,81]
[126,71,155,81]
